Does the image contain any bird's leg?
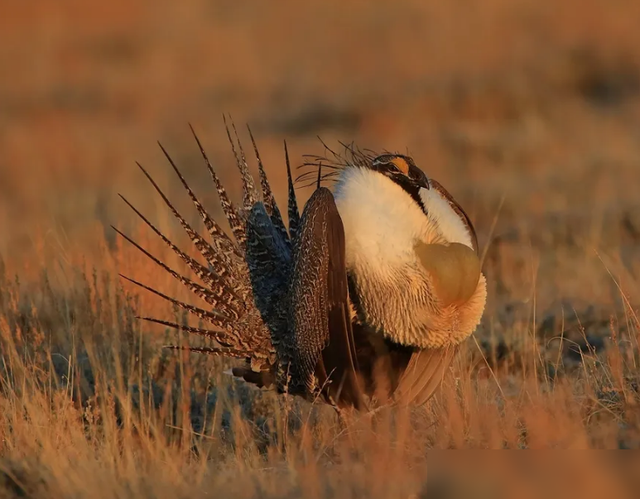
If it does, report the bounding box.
[280,369,294,454]
[331,403,362,452]
[333,404,350,431]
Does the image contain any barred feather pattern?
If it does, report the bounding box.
[224,115,260,212]
[189,125,248,248]
[157,141,243,269]
[112,225,233,315]
[247,125,289,245]
[117,192,244,319]
[119,274,232,331]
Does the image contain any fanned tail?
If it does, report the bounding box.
[112,225,235,315]
[115,119,295,375]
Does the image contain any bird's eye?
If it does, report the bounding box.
[372,154,412,176]
[388,156,410,176]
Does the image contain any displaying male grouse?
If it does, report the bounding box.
[116,121,487,412]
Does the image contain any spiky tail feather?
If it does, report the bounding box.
[115,119,297,377]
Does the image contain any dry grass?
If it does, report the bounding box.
[2,0,640,497]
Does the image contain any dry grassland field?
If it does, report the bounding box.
[1,0,640,497]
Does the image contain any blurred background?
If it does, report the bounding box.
[1,0,640,336]
[1,0,640,469]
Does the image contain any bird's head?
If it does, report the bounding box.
[370,153,430,195]
[331,150,478,255]
[365,152,478,250]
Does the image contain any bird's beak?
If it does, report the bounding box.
[416,174,430,190]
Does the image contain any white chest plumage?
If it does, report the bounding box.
[333,167,486,348]
[333,168,439,268]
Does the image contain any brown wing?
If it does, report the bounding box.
[290,187,367,410]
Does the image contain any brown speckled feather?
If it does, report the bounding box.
[289,187,366,409]
[189,125,247,247]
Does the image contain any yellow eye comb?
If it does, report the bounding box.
[390,156,410,175]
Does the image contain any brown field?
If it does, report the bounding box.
[1,0,640,497]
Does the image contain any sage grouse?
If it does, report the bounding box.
[116,122,487,411]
